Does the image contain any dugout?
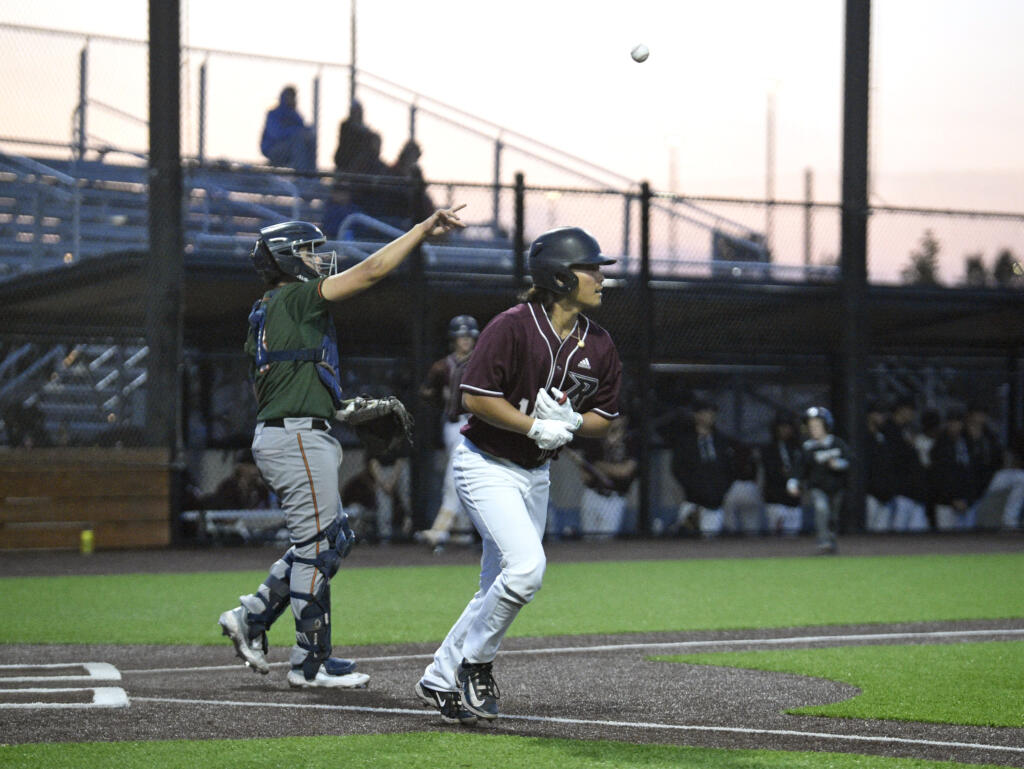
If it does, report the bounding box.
[2,244,1022,545]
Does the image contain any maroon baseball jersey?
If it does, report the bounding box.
[423,353,472,422]
[460,302,622,468]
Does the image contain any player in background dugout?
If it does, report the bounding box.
[415,315,480,552]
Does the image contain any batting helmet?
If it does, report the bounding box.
[448,315,479,339]
[528,226,616,295]
[803,406,834,432]
[251,221,337,284]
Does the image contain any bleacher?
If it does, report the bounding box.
[0,152,519,283]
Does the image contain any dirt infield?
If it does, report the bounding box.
[2,534,1023,766]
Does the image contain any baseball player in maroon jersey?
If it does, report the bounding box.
[415,226,622,724]
[415,315,479,551]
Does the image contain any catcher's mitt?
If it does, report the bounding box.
[335,396,414,459]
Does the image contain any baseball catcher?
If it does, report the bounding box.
[217,204,465,690]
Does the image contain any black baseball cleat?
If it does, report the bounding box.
[415,681,478,725]
[457,659,500,720]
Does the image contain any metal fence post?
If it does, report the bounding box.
[198,59,207,165]
[312,71,321,164]
[839,0,871,534]
[621,192,632,271]
[514,172,525,287]
[492,136,503,236]
[637,181,653,535]
[76,42,89,160]
[410,173,430,533]
[147,0,186,541]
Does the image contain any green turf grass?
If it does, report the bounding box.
[657,641,1024,727]
[2,553,1022,646]
[0,732,1012,769]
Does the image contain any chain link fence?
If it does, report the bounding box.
[2,24,1022,548]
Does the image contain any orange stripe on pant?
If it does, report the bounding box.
[297,433,322,596]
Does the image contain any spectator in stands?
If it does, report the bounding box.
[669,399,735,537]
[886,397,930,531]
[260,85,316,172]
[760,412,803,536]
[929,406,978,530]
[333,100,383,175]
[864,400,897,532]
[381,139,435,225]
[723,442,763,535]
[787,406,850,554]
[965,403,1003,502]
[569,415,638,539]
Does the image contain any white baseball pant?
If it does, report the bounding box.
[420,439,549,692]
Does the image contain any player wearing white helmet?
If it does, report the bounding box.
[787,406,851,554]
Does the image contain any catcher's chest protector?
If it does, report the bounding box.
[248,291,345,409]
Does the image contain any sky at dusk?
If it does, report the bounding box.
[1,0,1021,281]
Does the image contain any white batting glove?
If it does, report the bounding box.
[535,388,583,431]
[527,418,574,451]
[786,478,801,497]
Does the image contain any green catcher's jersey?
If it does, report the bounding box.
[245,278,337,421]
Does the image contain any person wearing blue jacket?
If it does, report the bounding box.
[260,85,316,171]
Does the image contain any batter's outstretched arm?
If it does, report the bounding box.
[320,205,466,302]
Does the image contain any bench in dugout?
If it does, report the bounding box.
[180,508,287,544]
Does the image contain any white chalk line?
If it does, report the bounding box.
[131,695,1024,756]
[122,627,1024,675]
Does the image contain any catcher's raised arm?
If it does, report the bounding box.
[320,205,466,303]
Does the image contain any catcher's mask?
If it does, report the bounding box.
[528,226,616,296]
[251,221,338,284]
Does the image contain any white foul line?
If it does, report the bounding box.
[122,627,1024,674]
[359,627,1024,663]
[131,695,1024,756]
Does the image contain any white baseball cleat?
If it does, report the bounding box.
[218,607,270,675]
[287,665,370,689]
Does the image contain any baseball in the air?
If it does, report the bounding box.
[631,44,649,63]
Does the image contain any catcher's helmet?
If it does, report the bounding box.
[251,221,338,284]
[803,406,834,432]
[448,315,479,339]
[528,226,616,295]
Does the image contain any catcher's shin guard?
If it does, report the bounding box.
[292,582,333,680]
[239,550,294,639]
[288,530,347,680]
